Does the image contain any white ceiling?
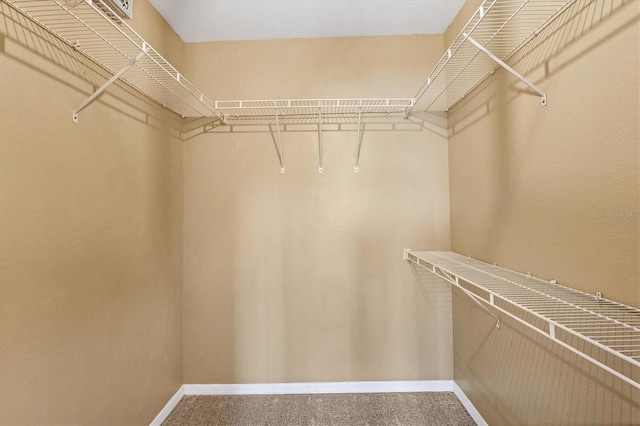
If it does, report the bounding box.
[148,0,467,43]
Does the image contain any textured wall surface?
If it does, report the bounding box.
[446,0,640,424]
[2,0,638,424]
[181,35,454,384]
[0,1,184,424]
[447,0,639,307]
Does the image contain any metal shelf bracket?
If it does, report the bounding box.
[437,266,501,329]
[273,109,285,174]
[354,109,363,173]
[317,107,323,174]
[73,44,148,123]
[463,33,547,107]
[407,250,501,329]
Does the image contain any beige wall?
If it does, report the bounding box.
[453,291,639,425]
[444,0,483,47]
[0,1,184,424]
[447,0,639,309]
[182,36,453,384]
[2,0,638,423]
[447,0,639,424]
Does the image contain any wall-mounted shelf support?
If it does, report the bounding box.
[422,262,502,329]
[354,109,363,173]
[73,45,147,123]
[318,108,323,174]
[463,34,547,107]
[405,250,640,390]
[274,109,285,174]
[211,99,413,174]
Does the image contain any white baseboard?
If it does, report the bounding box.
[184,380,453,395]
[452,381,488,426]
[153,381,486,426]
[149,385,184,426]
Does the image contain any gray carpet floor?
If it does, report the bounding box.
[162,392,476,425]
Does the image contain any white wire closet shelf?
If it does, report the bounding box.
[413,0,574,112]
[214,99,415,124]
[3,0,220,121]
[404,250,640,389]
[211,99,415,174]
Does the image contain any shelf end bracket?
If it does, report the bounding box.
[403,249,412,261]
[274,109,285,174]
[318,108,323,173]
[406,251,501,329]
[354,109,363,173]
[463,33,547,107]
[73,49,147,123]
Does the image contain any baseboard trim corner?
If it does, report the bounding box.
[149,385,184,426]
[452,381,487,426]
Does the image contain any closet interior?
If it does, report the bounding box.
[1,0,638,424]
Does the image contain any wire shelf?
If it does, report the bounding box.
[3,0,219,119]
[214,98,415,124]
[4,0,577,119]
[413,0,574,112]
[405,250,640,389]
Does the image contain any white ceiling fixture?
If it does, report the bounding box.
[148,0,466,43]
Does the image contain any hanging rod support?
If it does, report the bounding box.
[463,33,547,107]
[354,109,362,173]
[318,108,323,174]
[73,47,147,123]
[274,109,285,174]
